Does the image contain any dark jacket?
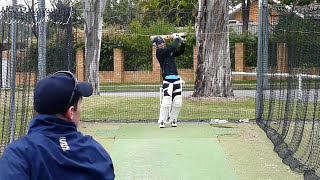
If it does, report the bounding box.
[0,114,115,180]
[156,39,185,79]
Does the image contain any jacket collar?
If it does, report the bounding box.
[28,114,77,134]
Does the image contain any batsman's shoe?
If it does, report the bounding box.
[171,120,177,127]
[159,122,165,128]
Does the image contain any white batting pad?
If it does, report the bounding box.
[169,95,182,123]
[158,96,172,123]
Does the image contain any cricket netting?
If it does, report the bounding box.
[257,5,320,179]
[0,5,74,154]
[0,4,259,155]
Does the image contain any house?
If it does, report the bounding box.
[229,0,280,23]
[0,0,53,9]
[228,0,281,34]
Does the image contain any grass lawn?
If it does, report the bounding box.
[215,123,303,179]
[81,96,256,121]
[0,93,256,142]
[100,80,258,91]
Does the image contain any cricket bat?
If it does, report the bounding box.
[150,35,173,41]
[150,33,186,41]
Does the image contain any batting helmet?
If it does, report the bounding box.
[153,36,164,45]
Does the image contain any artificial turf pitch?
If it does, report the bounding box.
[110,123,238,180]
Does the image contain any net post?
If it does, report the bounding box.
[298,74,302,100]
[37,0,46,80]
[9,0,17,143]
[256,0,265,121]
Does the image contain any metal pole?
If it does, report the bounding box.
[256,0,264,120]
[9,0,17,143]
[262,0,269,87]
[67,7,72,71]
[38,0,46,80]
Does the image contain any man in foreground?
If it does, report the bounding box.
[0,71,115,180]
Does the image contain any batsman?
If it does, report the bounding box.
[153,33,186,128]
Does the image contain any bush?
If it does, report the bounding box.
[229,31,258,70]
[98,19,196,71]
[271,12,320,68]
[77,21,263,72]
[19,42,75,73]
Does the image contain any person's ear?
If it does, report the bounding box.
[64,106,74,120]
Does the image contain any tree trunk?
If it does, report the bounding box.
[83,0,106,95]
[242,0,250,32]
[193,0,233,97]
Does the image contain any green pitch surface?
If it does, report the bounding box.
[110,123,238,180]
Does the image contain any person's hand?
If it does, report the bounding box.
[172,33,180,40]
[164,36,173,40]
[180,35,186,42]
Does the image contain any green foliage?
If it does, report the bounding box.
[129,19,176,37]
[99,19,196,71]
[17,42,37,72]
[121,35,153,71]
[99,1,197,71]
[75,38,84,49]
[175,23,196,69]
[104,0,138,26]
[229,31,258,70]
[271,12,320,68]
[279,0,320,6]
[21,41,75,73]
[134,0,196,26]
[92,20,263,72]
[46,42,74,73]
[100,36,121,71]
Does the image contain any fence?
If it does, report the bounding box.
[257,4,320,179]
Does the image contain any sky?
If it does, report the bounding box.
[0,0,53,9]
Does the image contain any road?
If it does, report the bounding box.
[101,89,320,101]
[101,90,256,98]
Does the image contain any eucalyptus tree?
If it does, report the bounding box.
[193,0,233,97]
[83,0,107,95]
